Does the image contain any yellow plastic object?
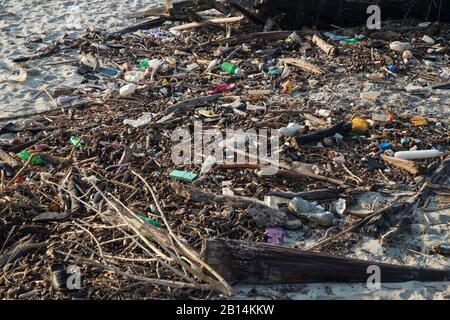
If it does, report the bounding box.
[411,116,428,127]
[283,80,293,94]
[352,117,369,133]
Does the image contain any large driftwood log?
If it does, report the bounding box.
[202,239,450,284]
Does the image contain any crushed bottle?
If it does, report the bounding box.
[288,197,338,227]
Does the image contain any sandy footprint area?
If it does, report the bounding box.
[0,0,156,119]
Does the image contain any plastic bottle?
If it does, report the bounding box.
[394,150,443,160]
[124,71,145,83]
[123,113,153,128]
[200,155,217,175]
[288,197,337,227]
[221,62,240,75]
[372,113,394,122]
[120,83,136,97]
[18,150,47,166]
[316,109,331,117]
[278,123,301,137]
[389,41,412,53]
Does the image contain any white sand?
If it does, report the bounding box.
[0,0,157,120]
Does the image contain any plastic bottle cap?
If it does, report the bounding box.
[234,68,241,75]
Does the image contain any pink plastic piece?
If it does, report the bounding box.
[34,144,49,152]
[208,83,235,95]
[265,227,284,246]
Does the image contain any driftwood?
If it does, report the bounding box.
[268,188,341,200]
[174,184,287,227]
[282,58,326,75]
[312,33,337,56]
[12,45,60,63]
[220,161,346,186]
[107,17,180,38]
[32,211,70,223]
[162,94,221,116]
[202,239,450,284]
[381,154,420,175]
[429,155,450,186]
[277,168,346,186]
[201,0,231,15]
[295,122,352,145]
[226,0,265,25]
[0,149,20,168]
[0,241,46,269]
[212,30,315,45]
[170,16,244,32]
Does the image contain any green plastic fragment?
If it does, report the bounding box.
[169,170,198,183]
[342,38,361,43]
[138,59,151,69]
[267,67,283,76]
[17,150,47,166]
[135,214,161,228]
[70,136,82,148]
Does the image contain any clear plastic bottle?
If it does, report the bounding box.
[123,113,153,127]
[288,197,337,227]
[200,155,217,175]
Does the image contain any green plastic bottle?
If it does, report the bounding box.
[18,150,47,166]
[221,61,240,75]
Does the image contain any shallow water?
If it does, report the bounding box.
[0,0,160,121]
